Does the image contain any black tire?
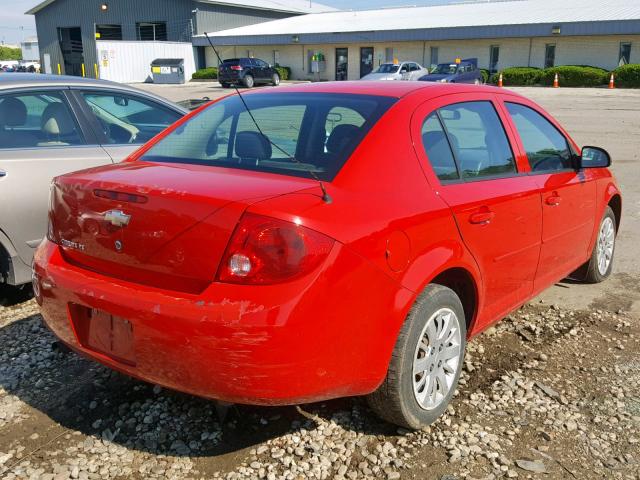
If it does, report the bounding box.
[272,73,280,86]
[368,284,466,429]
[582,206,616,283]
[0,283,33,307]
[243,75,254,88]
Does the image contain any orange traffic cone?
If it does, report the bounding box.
[498,72,503,88]
[553,73,559,88]
[609,73,615,89]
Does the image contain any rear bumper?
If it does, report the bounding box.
[34,239,413,405]
[218,71,242,83]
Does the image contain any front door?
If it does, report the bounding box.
[360,47,374,78]
[336,48,348,81]
[0,89,112,275]
[502,101,597,288]
[412,95,543,331]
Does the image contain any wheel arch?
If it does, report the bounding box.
[608,193,622,234]
[429,267,479,333]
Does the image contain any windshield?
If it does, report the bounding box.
[375,64,400,74]
[431,63,459,75]
[140,93,396,181]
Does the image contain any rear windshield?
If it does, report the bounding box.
[376,64,400,73]
[140,92,396,181]
[222,59,240,65]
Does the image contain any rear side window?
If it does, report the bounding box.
[140,93,396,181]
[505,102,573,172]
[421,112,458,181]
[438,101,516,179]
[0,91,85,149]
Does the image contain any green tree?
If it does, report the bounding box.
[0,46,23,61]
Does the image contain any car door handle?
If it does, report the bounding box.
[546,194,562,206]
[469,210,495,225]
[0,170,6,178]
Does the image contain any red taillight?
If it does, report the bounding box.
[230,65,243,71]
[217,213,334,285]
[47,182,58,244]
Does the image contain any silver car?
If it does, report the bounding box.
[360,62,428,81]
[0,74,187,293]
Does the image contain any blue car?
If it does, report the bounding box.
[419,58,483,84]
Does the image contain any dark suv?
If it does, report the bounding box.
[218,58,280,88]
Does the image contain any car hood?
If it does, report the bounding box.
[361,73,400,81]
[419,73,454,82]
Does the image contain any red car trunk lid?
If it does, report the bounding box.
[50,161,313,293]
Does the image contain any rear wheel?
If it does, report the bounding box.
[582,206,616,283]
[243,75,255,88]
[220,82,230,88]
[272,73,280,86]
[368,284,466,429]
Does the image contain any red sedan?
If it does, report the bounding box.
[33,82,621,429]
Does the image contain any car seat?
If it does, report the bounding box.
[235,131,272,164]
[0,98,38,148]
[39,103,78,146]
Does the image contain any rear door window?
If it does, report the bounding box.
[438,101,516,179]
[0,91,85,149]
[420,112,458,181]
[505,102,573,172]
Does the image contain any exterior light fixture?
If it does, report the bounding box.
[292,35,300,43]
[552,25,561,35]
[100,3,108,11]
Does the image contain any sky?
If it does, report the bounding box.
[0,0,458,46]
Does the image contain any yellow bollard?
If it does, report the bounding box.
[57,63,61,75]
[94,63,98,79]
[81,63,86,77]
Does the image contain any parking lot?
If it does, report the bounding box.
[1,85,639,480]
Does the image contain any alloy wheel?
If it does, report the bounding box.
[597,216,615,275]
[412,308,462,410]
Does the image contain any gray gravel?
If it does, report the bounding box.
[1,297,639,480]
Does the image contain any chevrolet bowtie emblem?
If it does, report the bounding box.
[104,210,131,227]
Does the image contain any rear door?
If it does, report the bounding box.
[71,88,184,162]
[0,88,111,274]
[254,59,271,82]
[412,93,543,330]
[501,99,597,288]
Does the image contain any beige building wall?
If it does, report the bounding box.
[206,35,640,81]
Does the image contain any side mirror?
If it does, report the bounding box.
[580,146,611,168]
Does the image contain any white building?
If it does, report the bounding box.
[194,0,640,81]
[20,37,40,62]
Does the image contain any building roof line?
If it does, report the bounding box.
[26,0,336,15]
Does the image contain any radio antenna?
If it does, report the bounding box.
[203,32,332,204]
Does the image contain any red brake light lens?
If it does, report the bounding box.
[47,182,58,244]
[217,213,334,285]
[230,65,243,71]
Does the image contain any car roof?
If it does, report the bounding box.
[247,80,507,99]
[0,73,187,111]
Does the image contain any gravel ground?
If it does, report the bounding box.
[1,295,638,480]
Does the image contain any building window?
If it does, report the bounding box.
[619,42,631,65]
[96,24,122,40]
[430,46,439,68]
[136,22,167,41]
[544,44,556,68]
[489,45,500,73]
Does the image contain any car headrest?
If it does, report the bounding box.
[0,97,28,127]
[326,124,359,155]
[41,102,76,136]
[235,131,272,160]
